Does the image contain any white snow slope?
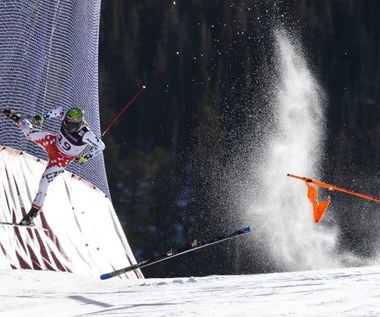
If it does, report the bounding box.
[1,264,379,317]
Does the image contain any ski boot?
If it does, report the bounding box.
[2,109,21,123]
[19,206,40,225]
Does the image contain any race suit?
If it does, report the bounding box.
[17,106,105,209]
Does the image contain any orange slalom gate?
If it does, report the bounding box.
[287,173,380,223]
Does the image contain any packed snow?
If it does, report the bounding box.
[1,264,380,316]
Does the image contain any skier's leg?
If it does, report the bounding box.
[33,164,65,208]
[19,164,65,225]
[17,126,73,224]
[15,119,53,224]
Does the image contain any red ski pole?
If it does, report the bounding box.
[102,85,146,137]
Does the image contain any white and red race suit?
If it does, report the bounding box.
[17,106,105,209]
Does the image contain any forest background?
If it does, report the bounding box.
[98,0,380,278]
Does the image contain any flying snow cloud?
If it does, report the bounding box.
[247,29,341,271]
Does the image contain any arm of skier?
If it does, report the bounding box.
[32,106,66,125]
[75,130,106,164]
[43,106,66,120]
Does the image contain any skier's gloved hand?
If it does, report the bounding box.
[32,114,44,126]
[74,155,88,165]
[2,109,11,115]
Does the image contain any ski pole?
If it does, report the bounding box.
[102,85,146,137]
[287,173,380,203]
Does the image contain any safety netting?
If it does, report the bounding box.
[0,0,141,278]
[0,0,108,195]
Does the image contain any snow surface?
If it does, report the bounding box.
[1,265,380,316]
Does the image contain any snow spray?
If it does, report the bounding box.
[247,30,341,271]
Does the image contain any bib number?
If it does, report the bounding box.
[58,134,71,151]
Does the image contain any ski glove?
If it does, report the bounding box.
[32,114,44,126]
[74,155,88,165]
[2,109,11,115]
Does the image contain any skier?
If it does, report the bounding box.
[1,107,105,225]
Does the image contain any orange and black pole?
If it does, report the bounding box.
[287,173,380,204]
